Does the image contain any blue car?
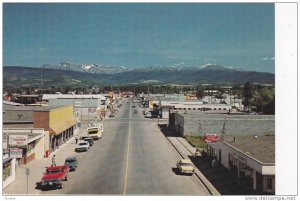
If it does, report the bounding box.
[64,156,78,171]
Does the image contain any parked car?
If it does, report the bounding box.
[87,124,103,140]
[40,165,69,190]
[79,136,89,141]
[176,159,195,175]
[75,141,90,152]
[64,156,78,171]
[109,113,115,118]
[83,137,94,146]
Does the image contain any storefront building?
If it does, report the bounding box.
[3,128,47,166]
[33,105,77,154]
[208,135,275,194]
[3,154,16,189]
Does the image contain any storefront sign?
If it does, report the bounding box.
[9,148,23,158]
[89,108,96,113]
[203,133,219,143]
[9,135,28,147]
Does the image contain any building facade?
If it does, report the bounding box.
[169,112,275,137]
[208,135,275,194]
[33,105,77,154]
[3,128,47,166]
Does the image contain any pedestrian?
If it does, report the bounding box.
[194,148,201,157]
[52,155,56,167]
[75,136,78,144]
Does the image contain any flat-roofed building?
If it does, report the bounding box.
[3,104,78,155]
[33,105,77,153]
[170,112,274,137]
[208,135,275,194]
[42,94,107,120]
[3,128,47,165]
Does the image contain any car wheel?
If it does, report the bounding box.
[64,175,68,181]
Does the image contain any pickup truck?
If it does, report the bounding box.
[176,159,195,175]
[40,165,69,190]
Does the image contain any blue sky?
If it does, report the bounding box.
[3,3,275,73]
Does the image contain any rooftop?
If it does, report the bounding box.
[3,104,72,112]
[42,94,106,100]
[222,135,275,164]
[3,129,45,143]
[174,111,275,136]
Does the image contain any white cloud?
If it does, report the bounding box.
[270,57,275,60]
[262,57,269,60]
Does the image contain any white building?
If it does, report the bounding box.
[208,135,275,194]
[153,100,233,119]
[42,94,107,120]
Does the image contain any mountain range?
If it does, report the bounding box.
[3,63,275,88]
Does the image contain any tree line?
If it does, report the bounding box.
[4,82,275,114]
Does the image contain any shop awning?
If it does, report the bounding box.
[50,116,77,135]
[66,117,77,126]
[50,121,69,135]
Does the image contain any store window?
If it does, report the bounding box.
[266,177,273,190]
[28,141,35,152]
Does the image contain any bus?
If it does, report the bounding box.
[87,123,103,140]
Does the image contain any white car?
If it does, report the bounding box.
[75,141,90,152]
[176,159,195,175]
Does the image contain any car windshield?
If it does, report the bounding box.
[66,159,75,163]
[181,163,193,166]
[79,142,87,145]
[88,130,98,134]
[47,169,62,174]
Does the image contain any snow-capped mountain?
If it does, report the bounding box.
[42,62,129,74]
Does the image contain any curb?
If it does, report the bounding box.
[166,136,220,195]
[156,124,220,195]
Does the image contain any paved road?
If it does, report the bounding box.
[41,100,210,195]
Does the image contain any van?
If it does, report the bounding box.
[87,123,103,140]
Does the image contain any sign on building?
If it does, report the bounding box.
[9,135,28,147]
[203,133,219,143]
[9,148,23,158]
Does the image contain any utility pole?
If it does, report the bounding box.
[26,168,30,195]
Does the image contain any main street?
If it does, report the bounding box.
[41,99,210,195]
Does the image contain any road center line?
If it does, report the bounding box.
[123,102,132,195]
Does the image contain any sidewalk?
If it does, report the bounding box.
[3,136,79,195]
[166,136,220,195]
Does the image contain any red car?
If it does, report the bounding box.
[40,165,70,190]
